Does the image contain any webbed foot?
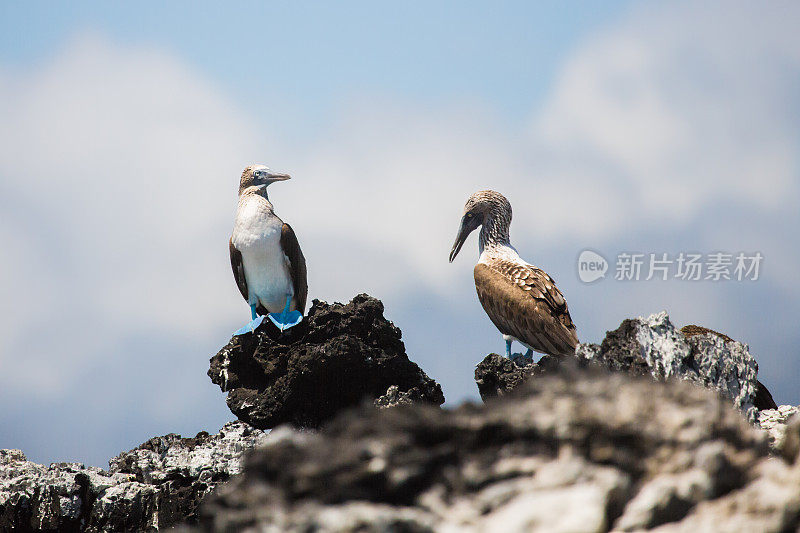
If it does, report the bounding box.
[268,295,303,332]
[268,310,303,332]
[509,351,533,366]
[233,315,265,336]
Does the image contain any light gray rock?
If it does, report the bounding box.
[0,449,138,531]
[648,458,800,533]
[682,329,759,419]
[759,405,800,448]
[576,311,760,420]
[108,420,269,483]
[634,311,693,380]
[0,421,267,531]
[373,385,419,408]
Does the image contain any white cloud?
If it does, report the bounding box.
[0,35,261,396]
[280,0,800,303]
[535,0,800,221]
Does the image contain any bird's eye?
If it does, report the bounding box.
[466,213,473,219]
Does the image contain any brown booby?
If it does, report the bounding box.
[448,190,578,359]
[230,164,307,335]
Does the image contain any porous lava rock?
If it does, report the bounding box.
[475,312,767,420]
[197,367,800,532]
[209,294,444,429]
[474,352,560,400]
[0,422,266,532]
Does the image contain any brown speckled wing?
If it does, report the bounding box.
[229,238,249,303]
[474,261,579,356]
[281,223,308,315]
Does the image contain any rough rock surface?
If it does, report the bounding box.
[476,312,763,420]
[4,300,793,532]
[680,324,777,410]
[474,352,559,400]
[0,422,266,532]
[198,367,800,532]
[209,294,444,429]
[374,385,424,408]
[759,405,800,450]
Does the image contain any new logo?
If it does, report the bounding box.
[577,250,608,283]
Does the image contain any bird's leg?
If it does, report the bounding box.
[268,294,303,332]
[233,303,265,336]
[523,348,534,361]
[505,339,513,358]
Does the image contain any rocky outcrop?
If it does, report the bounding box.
[3,302,794,532]
[476,312,766,421]
[209,294,444,429]
[0,422,266,532]
[198,367,800,532]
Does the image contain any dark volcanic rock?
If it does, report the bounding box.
[476,312,763,420]
[198,368,800,532]
[0,422,266,532]
[754,381,778,411]
[209,294,444,429]
[474,354,530,400]
[474,353,561,400]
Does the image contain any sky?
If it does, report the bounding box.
[1,1,799,467]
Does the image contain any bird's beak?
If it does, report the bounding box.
[253,169,291,186]
[449,215,480,263]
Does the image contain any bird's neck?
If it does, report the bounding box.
[479,212,512,254]
[239,189,274,213]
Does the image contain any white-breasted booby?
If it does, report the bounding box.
[448,190,578,359]
[230,164,307,335]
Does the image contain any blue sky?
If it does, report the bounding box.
[0,2,629,121]
[1,1,799,467]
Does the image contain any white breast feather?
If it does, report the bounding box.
[231,196,294,313]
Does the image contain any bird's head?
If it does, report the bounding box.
[239,164,291,195]
[449,190,511,262]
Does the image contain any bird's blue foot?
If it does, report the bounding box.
[268,310,303,331]
[505,339,533,364]
[509,351,533,366]
[233,315,265,336]
[268,295,303,332]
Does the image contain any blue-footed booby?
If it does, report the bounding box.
[449,190,578,360]
[230,165,307,335]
